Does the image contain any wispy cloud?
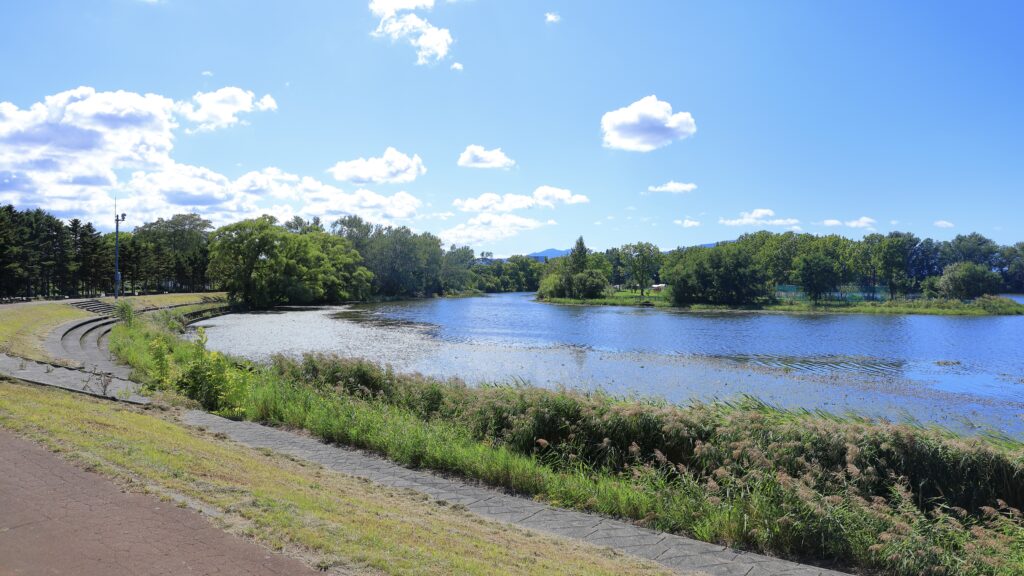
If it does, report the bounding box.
[648,181,697,194]
[719,208,798,227]
[822,216,876,230]
[453,185,588,212]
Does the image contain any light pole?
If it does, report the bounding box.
[114,212,126,300]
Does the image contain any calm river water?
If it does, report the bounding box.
[193,293,1024,435]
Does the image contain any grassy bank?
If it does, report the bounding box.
[108,309,1024,575]
[542,290,672,308]
[544,292,1024,316]
[0,302,93,361]
[100,291,227,309]
[761,295,1024,316]
[0,379,670,576]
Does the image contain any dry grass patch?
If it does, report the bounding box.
[0,380,676,576]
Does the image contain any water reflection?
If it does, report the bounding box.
[193,293,1024,435]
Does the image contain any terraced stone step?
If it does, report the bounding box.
[70,299,115,315]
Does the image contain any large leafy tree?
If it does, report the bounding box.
[795,243,841,303]
[208,216,371,308]
[332,215,443,298]
[662,243,766,305]
[621,242,662,299]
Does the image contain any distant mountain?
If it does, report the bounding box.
[525,242,730,262]
[526,248,570,262]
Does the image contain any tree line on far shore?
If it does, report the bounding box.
[2,203,1021,307]
[537,232,1024,305]
[0,205,543,306]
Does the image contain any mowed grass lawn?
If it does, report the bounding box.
[0,380,675,576]
[0,293,225,363]
[99,292,226,309]
[0,302,93,361]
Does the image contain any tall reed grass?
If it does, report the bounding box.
[108,315,1024,575]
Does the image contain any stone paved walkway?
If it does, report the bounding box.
[183,411,847,576]
[0,427,317,576]
[0,353,148,404]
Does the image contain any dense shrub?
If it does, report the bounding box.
[938,262,1004,300]
[663,244,767,305]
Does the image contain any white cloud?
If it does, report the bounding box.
[369,0,433,18]
[0,86,424,228]
[175,87,277,132]
[374,12,452,65]
[450,62,463,71]
[844,216,876,229]
[453,192,535,213]
[821,216,875,229]
[457,144,515,169]
[545,12,560,23]
[200,70,214,77]
[302,185,422,223]
[719,208,799,227]
[934,220,955,229]
[674,218,701,228]
[601,95,696,152]
[532,185,588,207]
[440,212,551,245]
[648,181,697,194]
[453,185,587,212]
[327,147,426,184]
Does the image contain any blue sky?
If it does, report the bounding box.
[1,1,1022,254]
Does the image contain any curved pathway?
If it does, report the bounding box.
[0,427,317,576]
[0,304,849,576]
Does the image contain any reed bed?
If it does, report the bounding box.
[109,313,1024,575]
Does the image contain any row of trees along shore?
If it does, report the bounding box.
[0,205,543,305]
[2,203,1022,307]
[538,232,1024,304]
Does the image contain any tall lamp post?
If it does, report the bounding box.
[114,212,126,300]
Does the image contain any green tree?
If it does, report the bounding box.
[441,245,476,293]
[621,242,662,299]
[795,244,840,303]
[567,236,589,275]
[662,243,766,305]
[942,233,1000,267]
[937,262,1003,300]
[207,216,286,308]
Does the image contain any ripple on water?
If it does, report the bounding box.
[191,293,1024,436]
